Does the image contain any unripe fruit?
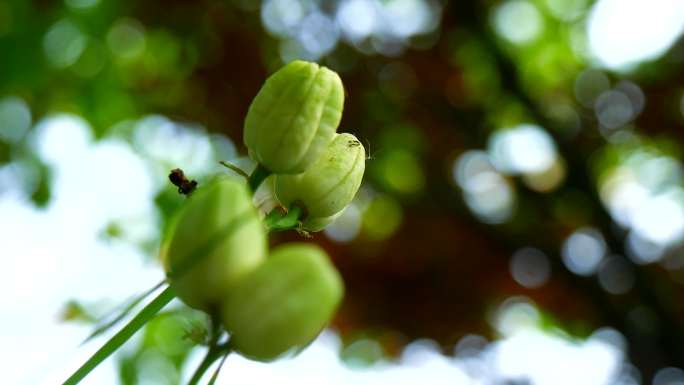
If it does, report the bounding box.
[163,177,267,313]
[221,243,343,361]
[244,60,345,174]
[299,212,341,232]
[274,133,365,230]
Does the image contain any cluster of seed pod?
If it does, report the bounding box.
[162,60,364,362]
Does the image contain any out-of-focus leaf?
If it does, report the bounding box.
[60,300,96,323]
[30,162,51,207]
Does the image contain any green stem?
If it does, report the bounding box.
[63,286,176,385]
[186,343,232,385]
[207,352,230,385]
[187,348,222,385]
[218,161,249,179]
[248,164,271,192]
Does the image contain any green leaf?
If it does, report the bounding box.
[60,300,96,323]
[62,286,176,385]
[266,205,304,233]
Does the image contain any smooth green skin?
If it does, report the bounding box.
[300,211,342,232]
[221,243,344,361]
[244,60,344,174]
[275,133,365,228]
[163,177,267,312]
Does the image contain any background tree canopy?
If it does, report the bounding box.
[3,0,684,384]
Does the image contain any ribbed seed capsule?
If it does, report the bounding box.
[163,177,267,313]
[274,133,365,230]
[221,243,343,361]
[244,60,344,174]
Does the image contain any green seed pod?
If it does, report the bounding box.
[221,243,343,361]
[299,212,342,232]
[244,60,345,174]
[274,133,365,230]
[163,176,267,313]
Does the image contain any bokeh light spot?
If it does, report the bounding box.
[587,0,684,70]
[561,227,606,276]
[488,124,557,175]
[454,150,494,190]
[379,149,425,194]
[324,204,362,243]
[107,18,146,60]
[615,81,645,116]
[454,334,488,358]
[626,231,666,264]
[598,256,635,294]
[65,0,100,10]
[510,247,551,289]
[266,0,442,57]
[454,150,517,223]
[337,0,376,41]
[595,90,634,129]
[521,157,566,192]
[544,0,589,22]
[297,12,339,58]
[132,115,214,186]
[43,19,86,68]
[493,0,544,45]
[382,0,434,38]
[361,194,403,241]
[464,171,515,224]
[71,38,107,78]
[0,97,31,144]
[261,0,304,38]
[0,161,40,198]
[599,146,684,254]
[574,68,610,108]
[630,189,684,246]
[32,114,93,166]
[494,297,540,336]
[653,367,684,385]
[590,327,627,353]
[341,338,385,368]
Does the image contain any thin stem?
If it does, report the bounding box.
[219,161,249,179]
[248,164,271,192]
[187,347,222,385]
[186,343,233,385]
[207,352,230,385]
[62,286,175,385]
